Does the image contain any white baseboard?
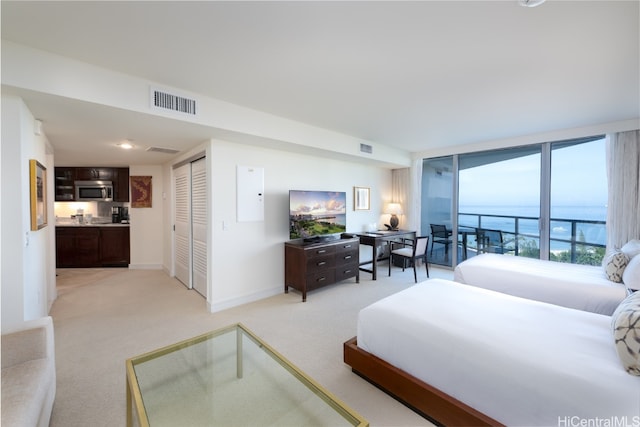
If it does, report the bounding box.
[208,287,282,313]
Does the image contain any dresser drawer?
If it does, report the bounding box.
[335,249,358,266]
[335,240,358,253]
[306,253,335,271]
[305,245,336,259]
[305,269,336,290]
[335,263,359,282]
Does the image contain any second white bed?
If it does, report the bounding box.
[453,254,627,315]
[357,279,640,426]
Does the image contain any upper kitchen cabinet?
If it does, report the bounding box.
[54,167,75,201]
[54,167,130,202]
[113,168,130,202]
[76,167,113,181]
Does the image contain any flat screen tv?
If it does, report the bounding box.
[289,190,347,241]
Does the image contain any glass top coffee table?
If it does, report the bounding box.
[126,323,368,427]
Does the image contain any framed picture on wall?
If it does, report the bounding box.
[29,159,47,231]
[354,186,370,211]
[131,176,153,208]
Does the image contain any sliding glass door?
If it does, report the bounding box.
[421,156,455,267]
[458,145,541,260]
[421,135,607,268]
[549,138,607,264]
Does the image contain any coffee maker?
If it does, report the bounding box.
[111,206,129,223]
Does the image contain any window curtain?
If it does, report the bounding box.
[391,168,410,230]
[606,130,640,251]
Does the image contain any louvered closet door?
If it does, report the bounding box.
[191,158,207,297]
[174,163,191,288]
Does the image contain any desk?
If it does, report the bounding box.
[349,230,416,280]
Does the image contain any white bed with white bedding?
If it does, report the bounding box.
[356,279,640,426]
[453,254,627,315]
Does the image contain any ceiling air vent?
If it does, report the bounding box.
[150,87,197,116]
[360,143,373,154]
[146,146,181,155]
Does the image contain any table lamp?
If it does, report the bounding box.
[386,203,403,230]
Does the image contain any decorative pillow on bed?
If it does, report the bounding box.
[623,255,640,291]
[611,291,640,376]
[604,250,630,283]
[622,239,640,259]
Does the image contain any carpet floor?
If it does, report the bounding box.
[49,264,452,426]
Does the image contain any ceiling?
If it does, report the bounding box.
[2,1,639,166]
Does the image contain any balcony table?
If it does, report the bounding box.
[457,226,478,260]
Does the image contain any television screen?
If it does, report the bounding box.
[289,190,347,240]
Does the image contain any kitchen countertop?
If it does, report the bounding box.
[56,222,130,227]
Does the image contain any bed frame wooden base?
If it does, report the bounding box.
[343,337,503,427]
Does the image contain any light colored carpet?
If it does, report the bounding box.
[50,264,452,427]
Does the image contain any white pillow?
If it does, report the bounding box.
[623,255,640,291]
[621,239,640,259]
[611,291,640,376]
[604,250,629,283]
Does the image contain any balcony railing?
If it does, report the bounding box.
[458,212,606,265]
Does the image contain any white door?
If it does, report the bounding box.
[191,158,207,297]
[174,163,191,288]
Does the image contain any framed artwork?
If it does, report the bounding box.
[131,176,153,208]
[354,186,370,211]
[29,159,47,231]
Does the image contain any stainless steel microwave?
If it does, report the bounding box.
[75,180,113,201]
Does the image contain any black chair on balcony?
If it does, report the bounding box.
[477,228,515,255]
[430,224,453,257]
[388,236,430,283]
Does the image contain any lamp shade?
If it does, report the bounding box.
[386,203,403,215]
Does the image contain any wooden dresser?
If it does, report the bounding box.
[284,237,360,302]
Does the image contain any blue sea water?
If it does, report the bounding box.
[458,205,607,247]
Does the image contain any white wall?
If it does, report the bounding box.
[205,139,391,311]
[129,165,164,269]
[162,138,391,311]
[1,96,56,329]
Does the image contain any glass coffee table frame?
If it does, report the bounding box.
[126,323,368,427]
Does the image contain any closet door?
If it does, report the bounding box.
[191,158,207,297]
[174,163,191,288]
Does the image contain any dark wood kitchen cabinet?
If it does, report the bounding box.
[56,226,130,268]
[54,167,76,201]
[56,227,100,267]
[75,167,113,181]
[113,168,130,202]
[55,227,76,267]
[99,227,130,266]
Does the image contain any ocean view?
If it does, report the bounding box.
[459,205,607,247]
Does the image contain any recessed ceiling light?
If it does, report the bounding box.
[118,140,134,149]
[519,0,546,7]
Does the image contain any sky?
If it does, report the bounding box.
[458,138,607,208]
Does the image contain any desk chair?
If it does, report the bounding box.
[430,224,453,257]
[388,236,430,283]
[477,229,515,254]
